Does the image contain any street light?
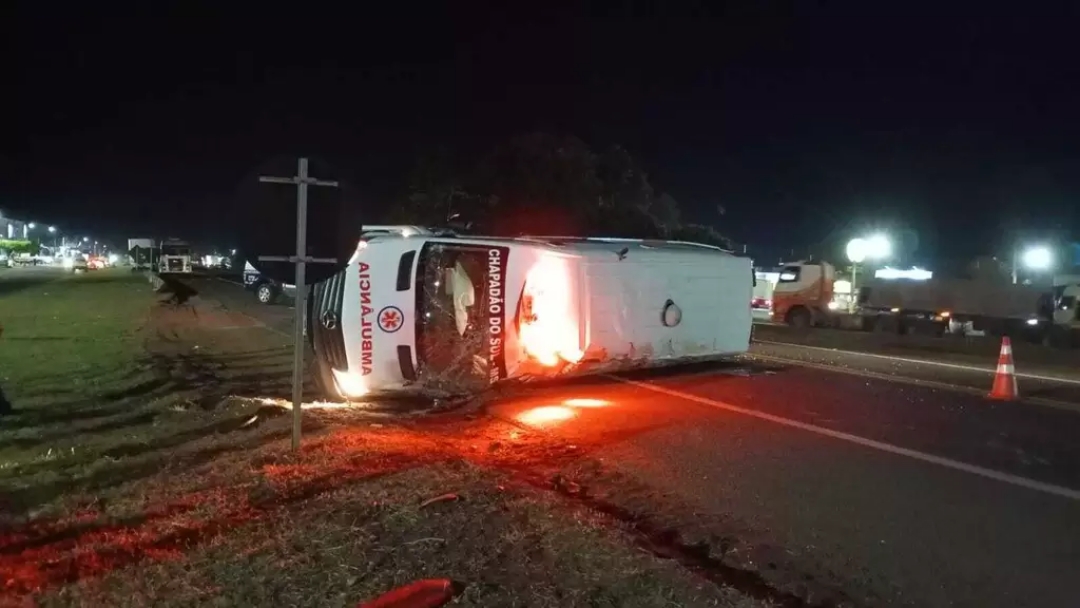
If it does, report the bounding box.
[1022,246,1052,270]
[28,222,36,230]
[846,234,891,264]
[846,238,868,264]
[1012,245,1053,284]
[47,226,56,233]
[846,234,892,312]
[83,236,89,242]
[866,234,891,259]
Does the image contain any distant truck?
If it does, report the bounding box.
[128,238,156,270]
[1050,281,1080,347]
[158,239,193,274]
[771,261,1077,345]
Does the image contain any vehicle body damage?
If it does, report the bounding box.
[308,226,753,399]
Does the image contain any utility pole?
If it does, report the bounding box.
[258,158,340,450]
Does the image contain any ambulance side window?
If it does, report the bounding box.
[397,250,416,291]
[778,266,801,283]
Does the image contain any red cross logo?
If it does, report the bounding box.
[378,306,403,333]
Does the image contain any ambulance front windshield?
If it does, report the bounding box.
[414,242,492,390]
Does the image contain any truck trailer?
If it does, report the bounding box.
[771,260,1074,345]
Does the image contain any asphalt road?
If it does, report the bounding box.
[750,332,1080,410]
[186,273,296,336]
[142,276,1080,606]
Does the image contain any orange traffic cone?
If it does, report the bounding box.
[988,336,1019,401]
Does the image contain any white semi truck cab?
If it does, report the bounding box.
[159,239,193,274]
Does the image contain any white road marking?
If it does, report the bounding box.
[749,352,1080,414]
[754,339,1080,385]
[615,376,1080,502]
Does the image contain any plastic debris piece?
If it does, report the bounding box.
[358,578,458,608]
[419,493,460,509]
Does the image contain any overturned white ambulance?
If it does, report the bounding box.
[308,226,753,399]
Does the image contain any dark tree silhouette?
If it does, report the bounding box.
[393,132,733,248]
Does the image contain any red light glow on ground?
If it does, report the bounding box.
[516,405,576,426]
[3,417,615,599]
[563,398,610,408]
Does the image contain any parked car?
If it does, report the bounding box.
[243,261,296,304]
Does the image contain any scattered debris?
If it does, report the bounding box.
[419,493,460,509]
[552,474,583,496]
[359,578,459,608]
[403,537,445,546]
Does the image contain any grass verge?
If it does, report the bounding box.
[0,269,154,410]
[35,460,758,607]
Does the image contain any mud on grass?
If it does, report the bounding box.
[0,274,301,519]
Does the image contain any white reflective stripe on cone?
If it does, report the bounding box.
[997,364,1015,373]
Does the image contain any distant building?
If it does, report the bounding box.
[0,215,28,240]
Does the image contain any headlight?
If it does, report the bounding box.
[331,368,369,398]
[63,257,74,268]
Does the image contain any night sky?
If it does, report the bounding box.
[5,3,1080,266]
